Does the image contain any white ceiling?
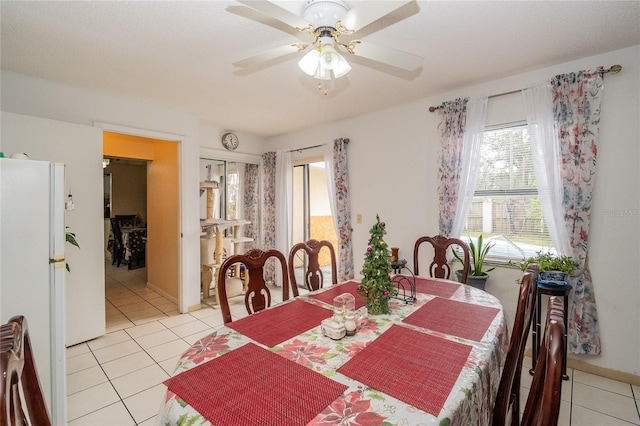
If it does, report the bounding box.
[2,1,639,137]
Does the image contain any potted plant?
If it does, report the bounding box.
[514,251,576,284]
[453,234,495,290]
[66,227,80,272]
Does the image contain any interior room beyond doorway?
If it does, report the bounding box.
[103,131,180,307]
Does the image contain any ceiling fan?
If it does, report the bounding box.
[233,0,423,87]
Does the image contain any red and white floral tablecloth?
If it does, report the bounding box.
[158,276,508,425]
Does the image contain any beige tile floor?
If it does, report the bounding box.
[65,262,640,425]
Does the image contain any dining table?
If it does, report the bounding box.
[158,275,508,425]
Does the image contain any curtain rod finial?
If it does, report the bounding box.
[608,64,622,74]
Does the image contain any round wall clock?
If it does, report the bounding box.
[221,132,239,151]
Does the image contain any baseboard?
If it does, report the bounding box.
[525,348,640,386]
[146,282,178,304]
[187,304,202,312]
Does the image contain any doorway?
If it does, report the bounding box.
[103,157,148,268]
[291,161,337,281]
[103,131,181,309]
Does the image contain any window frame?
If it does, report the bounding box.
[460,121,556,262]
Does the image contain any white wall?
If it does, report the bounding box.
[0,73,270,314]
[1,44,637,375]
[267,45,640,376]
[0,72,209,312]
[0,112,106,346]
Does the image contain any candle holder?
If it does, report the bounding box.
[321,293,357,339]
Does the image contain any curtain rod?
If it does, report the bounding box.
[288,143,326,153]
[428,64,622,113]
[287,138,350,153]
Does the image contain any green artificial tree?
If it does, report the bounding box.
[357,214,397,315]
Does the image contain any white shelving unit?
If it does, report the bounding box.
[199,181,252,303]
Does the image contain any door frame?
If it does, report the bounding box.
[94,121,185,309]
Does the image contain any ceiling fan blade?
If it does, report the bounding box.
[232,44,300,68]
[339,0,412,32]
[351,40,423,71]
[237,0,309,29]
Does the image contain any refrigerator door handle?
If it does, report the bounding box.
[49,255,65,268]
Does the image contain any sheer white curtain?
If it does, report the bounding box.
[450,97,488,238]
[324,143,337,239]
[274,150,292,285]
[522,85,572,256]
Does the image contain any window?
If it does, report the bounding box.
[461,122,556,260]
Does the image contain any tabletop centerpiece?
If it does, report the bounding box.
[357,215,397,315]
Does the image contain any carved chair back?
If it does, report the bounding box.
[288,239,337,291]
[413,235,471,283]
[218,248,297,324]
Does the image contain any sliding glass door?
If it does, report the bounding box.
[291,161,336,274]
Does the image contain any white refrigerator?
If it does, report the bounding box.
[0,158,66,425]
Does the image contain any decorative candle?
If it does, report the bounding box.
[344,312,356,335]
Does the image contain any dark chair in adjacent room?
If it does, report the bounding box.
[413,235,471,283]
[1,315,52,426]
[493,264,539,426]
[217,248,298,324]
[288,239,337,291]
[127,228,146,269]
[521,296,565,426]
[110,217,125,267]
[115,214,137,229]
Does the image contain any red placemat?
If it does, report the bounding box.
[403,297,500,341]
[412,276,460,298]
[165,343,348,425]
[337,324,472,416]
[309,280,366,309]
[228,298,332,347]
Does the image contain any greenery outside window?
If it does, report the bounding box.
[461,122,556,261]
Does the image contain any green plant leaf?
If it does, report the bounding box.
[458,234,495,276]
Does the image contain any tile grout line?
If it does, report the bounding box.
[630,384,640,423]
[568,367,574,426]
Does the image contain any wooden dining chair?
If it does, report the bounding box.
[493,264,539,426]
[521,296,565,426]
[127,228,146,269]
[288,239,337,291]
[218,248,298,324]
[115,214,137,229]
[1,315,52,426]
[109,217,125,267]
[413,235,470,283]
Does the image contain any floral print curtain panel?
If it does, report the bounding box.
[552,68,604,355]
[243,163,259,250]
[525,68,604,355]
[327,138,354,281]
[436,97,487,237]
[261,152,276,282]
[437,98,468,236]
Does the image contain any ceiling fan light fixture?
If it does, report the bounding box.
[319,43,339,70]
[298,42,351,80]
[317,42,350,79]
[298,47,321,76]
[330,51,351,78]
